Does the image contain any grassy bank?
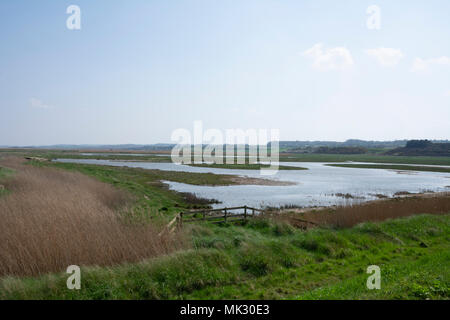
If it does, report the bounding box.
[279,153,450,166]
[1,214,448,299]
[298,249,449,299]
[189,163,307,170]
[326,163,450,173]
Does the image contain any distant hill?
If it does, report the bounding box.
[384,140,450,157]
[277,139,450,154]
[3,139,450,156]
[2,144,176,151]
[313,146,368,154]
[277,139,409,150]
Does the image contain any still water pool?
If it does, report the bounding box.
[55,159,450,208]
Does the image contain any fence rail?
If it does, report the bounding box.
[159,205,318,236]
[159,206,262,236]
[181,205,264,225]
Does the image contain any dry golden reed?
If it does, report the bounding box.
[280,193,450,229]
[0,157,185,277]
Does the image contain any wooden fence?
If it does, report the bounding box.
[159,206,263,236]
[159,205,318,235]
[180,205,264,225]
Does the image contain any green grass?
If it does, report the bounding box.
[0,166,14,179]
[189,163,307,170]
[297,250,449,299]
[1,214,448,300]
[326,163,450,173]
[0,166,14,196]
[279,153,450,166]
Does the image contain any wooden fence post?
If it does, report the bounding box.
[224,208,227,223]
[179,212,183,228]
[244,206,247,221]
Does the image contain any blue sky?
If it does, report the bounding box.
[0,0,449,145]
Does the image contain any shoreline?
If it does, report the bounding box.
[272,191,450,215]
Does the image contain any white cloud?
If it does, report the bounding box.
[30,98,52,109]
[411,56,450,72]
[303,43,354,71]
[365,47,404,67]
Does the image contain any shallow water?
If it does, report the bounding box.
[55,159,450,209]
[80,153,166,157]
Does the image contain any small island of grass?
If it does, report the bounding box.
[188,163,308,170]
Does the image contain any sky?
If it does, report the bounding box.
[0,0,449,146]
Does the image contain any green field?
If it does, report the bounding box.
[326,164,450,173]
[279,153,450,166]
[1,214,448,299]
[0,166,14,196]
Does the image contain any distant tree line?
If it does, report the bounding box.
[313,146,368,154]
[386,140,450,156]
[277,139,409,150]
[405,140,433,149]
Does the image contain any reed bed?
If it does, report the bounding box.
[0,157,185,277]
[279,193,450,229]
